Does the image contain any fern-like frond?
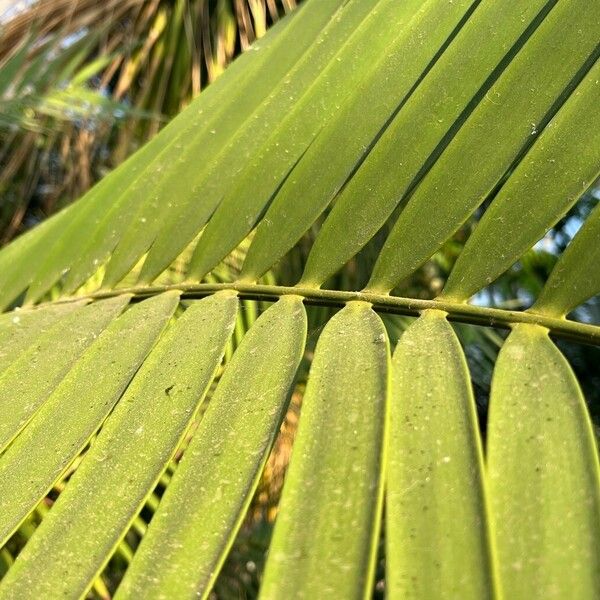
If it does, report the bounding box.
[0,0,599,597]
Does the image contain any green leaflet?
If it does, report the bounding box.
[18,133,164,303]
[0,295,129,453]
[105,0,349,288]
[0,300,85,374]
[0,292,179,547]
[242,0,479,282]
[187,0,414,281]
[138,0,359,285]
[0,292,238,599]
[116,296,307,599]
[366,0,599,293]
[533,199,600,317]
[487,324,600,598]
[260,302,388,599]
[17,0,306,301]
[0,201,78,310]
[387,310,496,599]
[304,0,598,289]
[442,60,600,302]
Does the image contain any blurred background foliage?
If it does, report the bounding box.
[0,0,297,244]
[0,1,598,597]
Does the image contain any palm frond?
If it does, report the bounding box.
[0,0,599,597]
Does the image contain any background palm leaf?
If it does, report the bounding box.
[0,0,297,244]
